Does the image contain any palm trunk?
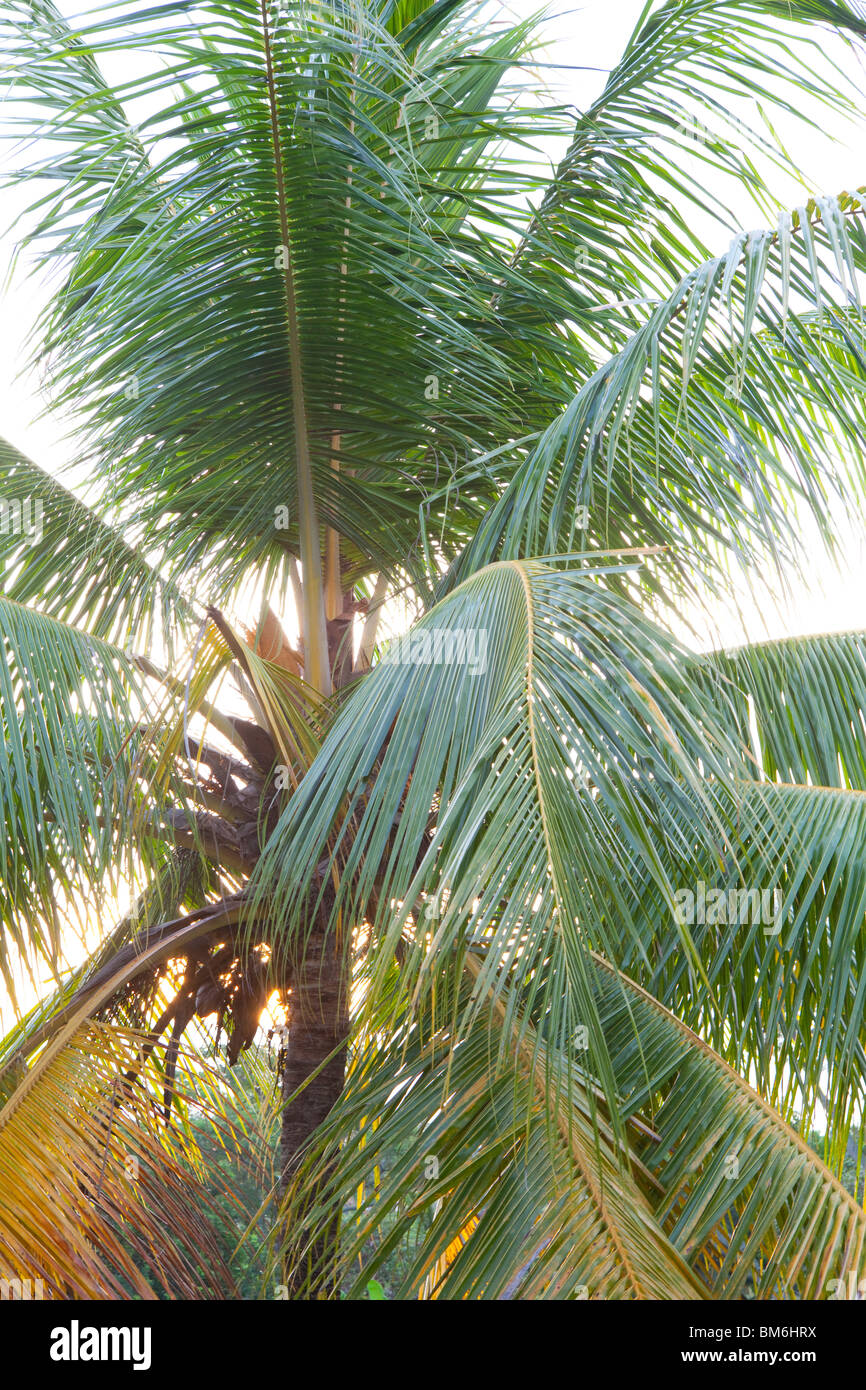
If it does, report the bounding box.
[278,600,359,1294]
[279,920,350,1297]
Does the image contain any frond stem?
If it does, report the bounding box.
[260,0,331,695]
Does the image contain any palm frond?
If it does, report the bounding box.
[448,195,866,603]
[596,626,866,1166]
[3,0,568,606]
[0,598,168,988]
[615,773,866,1170]
[596,952,866,1299]
[506,0,866,355]
[0,436,194,652]
[281,945,866,1298]
[282,954,707,1300]
[0,848,210,1090]
[250,558,742,1128]
[0,1019,260,1298]
[703,628,866,788]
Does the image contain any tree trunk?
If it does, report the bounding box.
[279,920,350,1297]
[278,597,360,1296]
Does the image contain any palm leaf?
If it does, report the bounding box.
[448,198,866,605]
[250,557,742,1130]
[595,952,866,1299]
[0,1019,260,1298]
[506,0,866,351]
[281,945,866,1298]
[282,953,707,1300]
[0,598,166,987]
[3,0,567,611]
[703,628,866,788]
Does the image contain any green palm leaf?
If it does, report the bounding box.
[250,558,741,1125]
[705,628,866,787]
[0,436,194,650]
[448,199,866,603]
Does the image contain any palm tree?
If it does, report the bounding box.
[3,0,866,1299]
